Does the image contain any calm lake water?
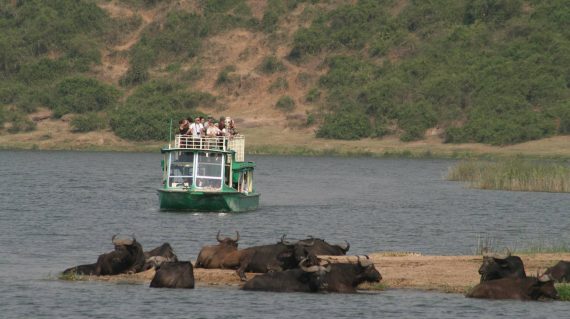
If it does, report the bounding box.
[1,150,569,318]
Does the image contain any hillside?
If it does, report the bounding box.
[1,0,569,156]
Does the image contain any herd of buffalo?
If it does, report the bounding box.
[62,232,570,300]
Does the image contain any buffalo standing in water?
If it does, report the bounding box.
[150,262,195,289]
[466,274,559,300]
[62,235,145,276]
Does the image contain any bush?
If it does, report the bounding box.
[305,88,321,102]
[316,107,369,140]
[259,56,286,74]
[110,80,210,140]
[275,96,295,112]
[70,113,107,133]
[50,77,120,118]
[6,112,36,133]
[216,65,237,86]
[268,77,289,93]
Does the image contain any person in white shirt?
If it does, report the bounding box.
[189,117,203,138]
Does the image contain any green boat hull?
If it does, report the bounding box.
[158,189,260,212]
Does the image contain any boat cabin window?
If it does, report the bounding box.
[168,151,194,188]
[195,153,223,190]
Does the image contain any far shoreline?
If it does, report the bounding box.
[1,124,570,160]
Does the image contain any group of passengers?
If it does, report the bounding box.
[178,116,238,138]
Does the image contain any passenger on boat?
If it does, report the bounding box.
[227,119,238,136]
[217,121,226,137]
[206,122,221,137]
[189,117,203,138]
[179,119,190,135]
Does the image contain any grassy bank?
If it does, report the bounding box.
[448,159,570,193]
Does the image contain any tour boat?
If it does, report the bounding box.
[158,135,260,212]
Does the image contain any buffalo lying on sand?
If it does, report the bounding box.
[242,257,330,292]
[195,232,350,281]
[466,275,559,300]
[194,231,240,269]
[63,235,145,276]
[478,254,526,282]
[150,261,195,289]
[544,261,570,283]
[143,243,178,270]
[242,255,381,293]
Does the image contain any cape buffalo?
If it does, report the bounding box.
[143,243,178,270]
[150,261,195,289]
[62,235,145,276]
[321,255,382,293]
[544,261,570,283]
[195,231,240,268]
[466,275,559,300]
[286,236,349,263]
[242,257,330,292]
[242,255,381,293]
[478,254,526,282]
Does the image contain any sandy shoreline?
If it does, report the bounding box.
[70,252,570,294]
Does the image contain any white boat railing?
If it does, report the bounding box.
[173,135,245,161]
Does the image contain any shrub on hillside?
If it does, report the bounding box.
[316,107,369,140]
[275,96,295,112]
[259,56,286,74]
[70,113,107,133]
[216,65,237,86]
[5,112,36,133]
[50,77,120,118]
[269,78,289,93]
[110,80,211,140]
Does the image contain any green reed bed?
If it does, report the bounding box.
[448,159,570,193]
[556,284,570,301]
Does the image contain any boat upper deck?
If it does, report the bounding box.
[166,135,246,161]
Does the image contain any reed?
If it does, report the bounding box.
[447,159,570,193]
[556,284,570,301]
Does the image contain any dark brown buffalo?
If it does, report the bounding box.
[466,275,559,300]
[241,257,330,292]
[544,261,570,283]
[286,236,349,263]
[478,255,526,282]
[242,255,381,293]
[194,231,240,268]
[62,235,145,276]
[320,256,382,293]
[150,261,195,289]
[143,243,179,270]
[195,233,303,280]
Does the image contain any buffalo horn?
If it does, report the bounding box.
[538,273,553,282]
[216,230,222,242]
[233,231,240,242]
[299,258,323,273]
[299,238,315,247]
[338,240,350,252]
[280,234,295,245]
[358,255,374,267]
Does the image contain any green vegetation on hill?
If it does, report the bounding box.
[293,0,570,145]
[1,0,569,146]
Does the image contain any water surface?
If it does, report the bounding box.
[1,151,568,318]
